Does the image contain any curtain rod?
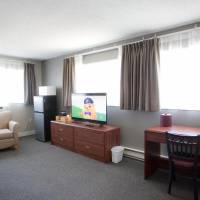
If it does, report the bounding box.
[64,22,200,59]
[122,24,200,45]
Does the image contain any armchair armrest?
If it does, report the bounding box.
[9,121,19,135]
[9,120,20,149]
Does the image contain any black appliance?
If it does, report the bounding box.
[34,96,56,142]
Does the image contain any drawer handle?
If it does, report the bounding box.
[85,145,90,149]
[58,128,63,132]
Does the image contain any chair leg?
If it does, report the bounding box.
[168,163,174,194]
[193,167,198,200]
[193,179,198,200]
[172,163,176,181]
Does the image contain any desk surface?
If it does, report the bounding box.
[146,125,200,136]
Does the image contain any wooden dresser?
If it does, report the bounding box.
[51,121,120,162]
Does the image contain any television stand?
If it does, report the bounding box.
[51,121,120,162]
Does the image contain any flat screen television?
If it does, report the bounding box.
[71,93,107,124]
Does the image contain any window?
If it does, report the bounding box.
[0,60,24,106]
[159,29,200,110]
[75,48,121,106]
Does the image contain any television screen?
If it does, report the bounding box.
[71,93,107,124]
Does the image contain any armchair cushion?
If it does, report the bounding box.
[0,129,13,140]
[0,111,12,129]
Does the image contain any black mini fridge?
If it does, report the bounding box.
[34,96,56,142]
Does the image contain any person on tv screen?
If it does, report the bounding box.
[82,97,97,120]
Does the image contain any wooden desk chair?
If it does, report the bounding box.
[166,132,200,200]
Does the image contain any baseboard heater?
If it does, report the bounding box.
[18,130,35,137]
[123,147,168,162]
[123,147,144,161]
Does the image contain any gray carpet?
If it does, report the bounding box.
[0,136,197,200]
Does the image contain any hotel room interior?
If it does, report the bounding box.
[0,0,200,200]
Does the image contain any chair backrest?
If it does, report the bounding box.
[166,132,200,162]
[0,111,12,129]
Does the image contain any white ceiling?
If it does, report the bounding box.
[0,0,200,60]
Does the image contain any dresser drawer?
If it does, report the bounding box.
[75,128,104,145]
[53,123,74,139]
[52,133,74,150]
[75,141,104,158]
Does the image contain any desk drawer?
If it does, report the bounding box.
[145,131,166,143]
[75,141,104,158]
[75,128,104,145]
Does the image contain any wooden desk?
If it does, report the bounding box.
[144,125,200,179]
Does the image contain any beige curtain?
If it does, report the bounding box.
[24,63,36,105]
[120,38,160,111]
[63,57,75,107]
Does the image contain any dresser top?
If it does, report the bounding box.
[51,120,120,132]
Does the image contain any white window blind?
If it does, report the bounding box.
[160,28,200,110]
[0,60,24,106]
[75,48,121,106]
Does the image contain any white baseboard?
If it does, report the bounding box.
[18,130,35,137]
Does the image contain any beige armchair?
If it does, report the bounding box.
[0,111,19,150]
